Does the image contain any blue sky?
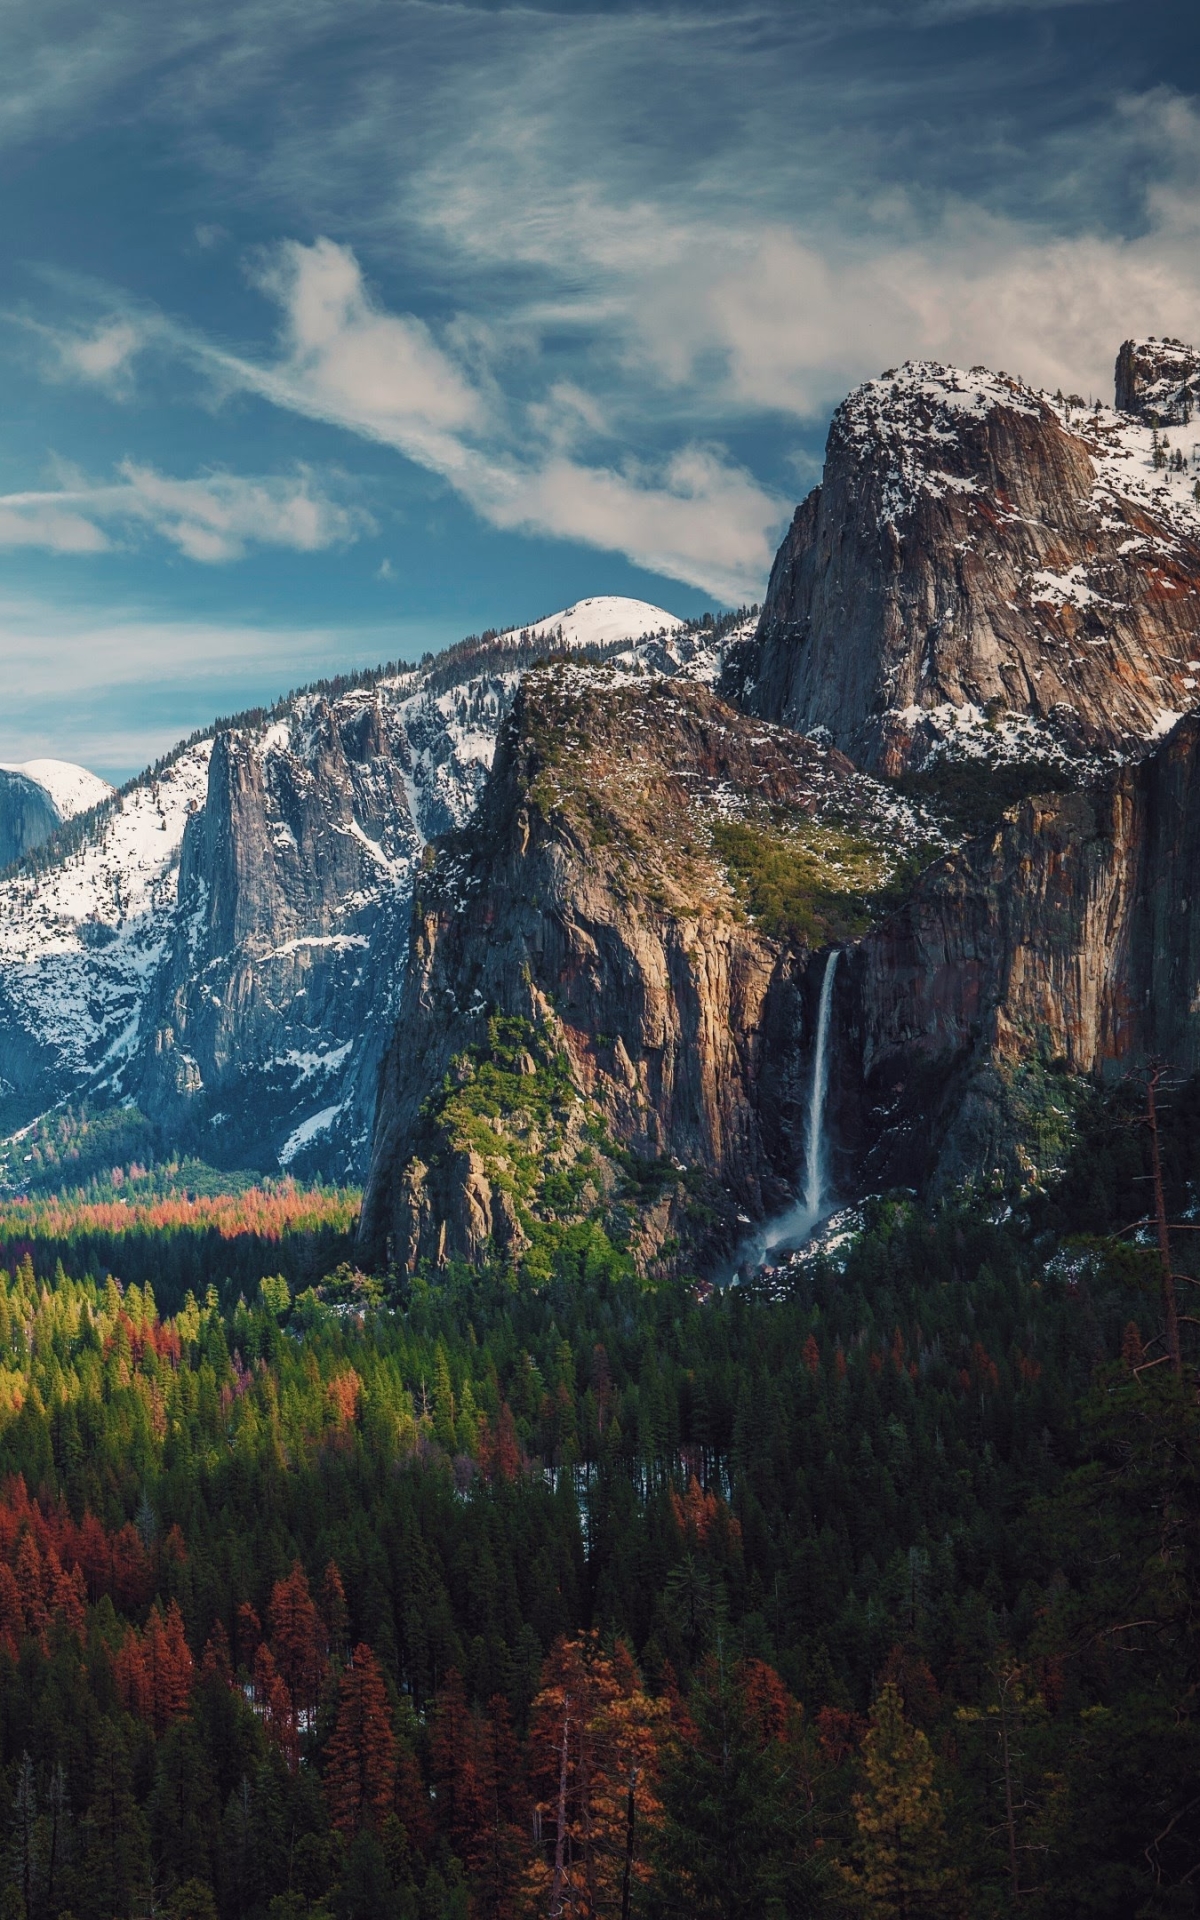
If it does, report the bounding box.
[1,0,1198,779]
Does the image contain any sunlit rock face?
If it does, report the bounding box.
[724,353,1200,775]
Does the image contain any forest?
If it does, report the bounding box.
[0,1077,1193,1919]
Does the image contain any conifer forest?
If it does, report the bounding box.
[0,1070,1195,1920]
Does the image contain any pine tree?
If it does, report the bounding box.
[651,1654,816,1918]
[840,1682,961,1918]
[269,1560,327,1716]
[76,1719,149,1920]
[321,1559,350,1666]
[324,1643,398,1837]
[525,1633,667,1917]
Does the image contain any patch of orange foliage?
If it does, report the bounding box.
[0,1180,359,1243]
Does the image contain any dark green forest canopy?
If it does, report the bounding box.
[0,1075,1194,1918]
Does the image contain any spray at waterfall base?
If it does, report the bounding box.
[730,948,846,1283]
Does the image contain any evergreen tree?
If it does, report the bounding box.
[324,1645,398,1838]
[839,1683,961,1919]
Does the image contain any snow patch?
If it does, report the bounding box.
[279,1104,341,1164]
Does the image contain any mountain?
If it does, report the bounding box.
[359,664,935,1273]
[0,758,112,867]
[11,340,1200,1244]
[0,599,721,1171]
[722,360,1200,774]
[358,337,1200,1265]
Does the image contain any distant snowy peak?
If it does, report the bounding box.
[497,595,683,651]
[0,758,112,824]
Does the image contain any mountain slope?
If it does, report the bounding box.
[0,598,720,1174]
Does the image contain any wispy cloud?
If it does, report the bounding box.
[5,0,1197,610]
[88,236,787,600]
[0,462,369,560]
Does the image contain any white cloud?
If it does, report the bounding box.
[239,237,484,452]
[63,319,145,387]
[0,502,109,553]
[151,237,786,598]
[0,463,369,561]
[12,9,1200,605]
[462,445,781,607]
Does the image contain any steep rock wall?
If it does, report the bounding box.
[725,359,1200,774]
[357,670,894,1270]
[846,715,1200,1189]
[136,690,421,1169]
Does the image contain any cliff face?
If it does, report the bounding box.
[724,357,1200,774]
[359,666,933,1272]
[846,713,1200,1191]
[0,600,727,1176]
[0,774,60,870]
[134,689,422,1171]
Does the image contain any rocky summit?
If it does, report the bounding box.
[723,356,1200,775]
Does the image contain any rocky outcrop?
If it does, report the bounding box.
[724,358,1200,774]
[1115,337,1200,425]
[133,689,422,1171]
[358,667,926,1271]
[844,713,1200,1191]
[0,773,60,870]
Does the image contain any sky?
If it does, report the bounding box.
[1,0,1199,780]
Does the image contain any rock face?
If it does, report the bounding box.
[0,761,112,869]
[359,666,930,1272]
[839,711,1200,1192]
[1115,337,1200,425]
[0,601,721,1174]
[724,358,1200,774]
[132,689,422,1172]
[0,773,60,870]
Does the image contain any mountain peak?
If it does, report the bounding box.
[725,349,1200,773]
[0,758,114,870]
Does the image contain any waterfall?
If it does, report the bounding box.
[803,947,840,1217]
[733,946,841,1276]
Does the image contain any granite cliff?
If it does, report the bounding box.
[359,337,1200,1257]
[0,601,722,1176]
[838,708,1200,1195]
[11,337,1200,1243]
[359,666,935,1273]
[723,355,1200,775]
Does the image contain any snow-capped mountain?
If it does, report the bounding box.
[0,598,732,1175]
[0,759,113,868]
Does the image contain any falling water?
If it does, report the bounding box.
[735,947,841,1275]
[802,947,840,1218]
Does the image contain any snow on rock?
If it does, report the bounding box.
[0,742,211,1089]
[0,599,736,1177]
[496,595,683,651]
[833,360,1041,528]
[279,1103,341,1165]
